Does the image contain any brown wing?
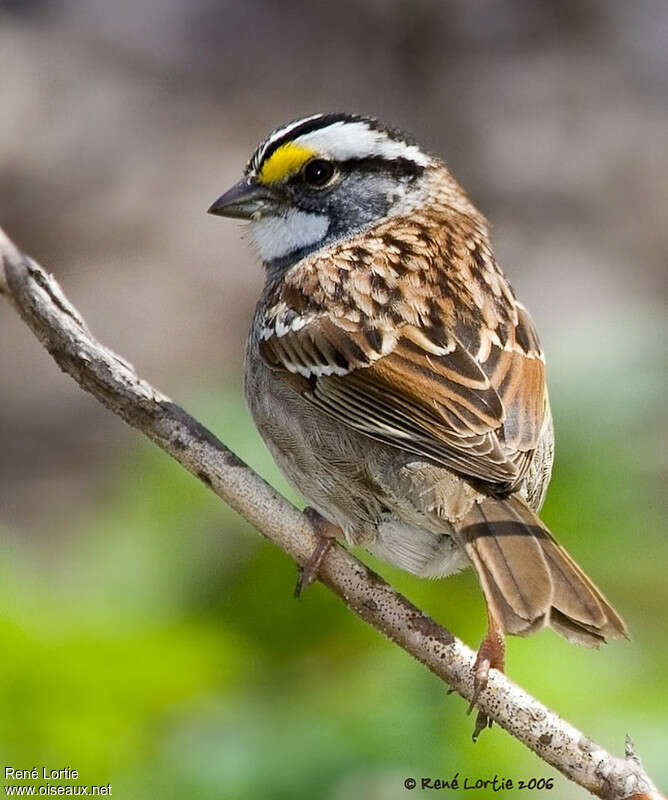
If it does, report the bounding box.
[257,210,547,490]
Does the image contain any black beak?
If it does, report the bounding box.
[207,177,275,220]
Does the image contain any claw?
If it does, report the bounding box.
[467,652,491,714]
[472,711,493,743]
[467,623,505,740]
[293,508,340,598]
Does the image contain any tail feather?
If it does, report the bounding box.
[550,609,606,647]
[458,495,628,648]
[475,556,548,637]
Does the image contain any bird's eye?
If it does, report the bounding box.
[302,159,335,187]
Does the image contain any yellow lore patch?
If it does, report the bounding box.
[258,143,315,185]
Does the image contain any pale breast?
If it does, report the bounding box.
[244,330,388,544]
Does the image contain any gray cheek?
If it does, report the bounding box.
[325,175,395,234]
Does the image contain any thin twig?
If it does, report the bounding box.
[0,226,662,800]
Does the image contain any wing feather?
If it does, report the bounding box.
[257,210,547,490]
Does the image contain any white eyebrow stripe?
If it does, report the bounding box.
[294,120,429,166]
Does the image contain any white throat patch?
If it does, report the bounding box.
[249,209,329,263]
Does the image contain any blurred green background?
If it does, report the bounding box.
[1,1,666,798]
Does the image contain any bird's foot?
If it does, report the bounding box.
[468,628,505,741]
[293,507,340,598]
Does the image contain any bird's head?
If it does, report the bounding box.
[208,113,458,275]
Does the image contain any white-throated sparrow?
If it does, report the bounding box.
[208,113,627,722]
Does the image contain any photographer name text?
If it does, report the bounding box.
[403,774,555,791]
[6,770,79,782]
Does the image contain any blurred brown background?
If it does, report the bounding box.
[0,2,666,798]
[2,0,666,531]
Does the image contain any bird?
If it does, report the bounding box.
[207,113,627,732]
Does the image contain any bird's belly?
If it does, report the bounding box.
[244,344,383,543]
[243,341,470,578]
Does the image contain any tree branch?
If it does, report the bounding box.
[0,226,662,800]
